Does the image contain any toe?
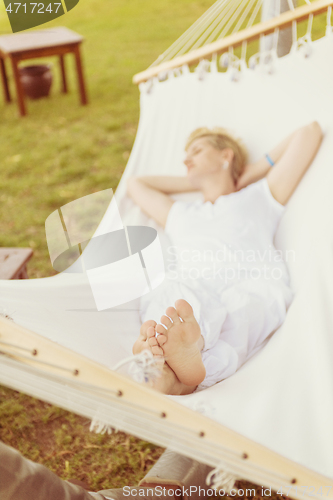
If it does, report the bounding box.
[148,336,158,348]
[156,324,167,335]
[156,334,167,346]
[174,299,194,321]
[165,306,181,324]
[140,320,157,337]
[154,355,165,369]
[160,315,172,329]
[147,326,157,339]
[151,345,164,356]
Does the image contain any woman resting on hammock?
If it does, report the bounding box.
[127,122,322,395]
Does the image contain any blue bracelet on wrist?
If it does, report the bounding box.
[265,153,275,167]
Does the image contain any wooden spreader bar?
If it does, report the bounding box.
[0,316,333,500]
[133,0,333,84]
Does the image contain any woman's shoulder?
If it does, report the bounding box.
[238,178,267,195]
[219,179,265,204]
[238,178,285,216]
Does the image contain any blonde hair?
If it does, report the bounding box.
[185,127,248,183]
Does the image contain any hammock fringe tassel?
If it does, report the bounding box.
[206,466,239,493]
[89,416,116,435]
[114,349,163,385]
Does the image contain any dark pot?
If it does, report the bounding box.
[19,64,53,100]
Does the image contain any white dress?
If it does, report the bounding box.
[140,178,293,389]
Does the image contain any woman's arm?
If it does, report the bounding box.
[126,175,195,228]
[236,122,323,204]
[236,130,297,190]
[266,121,323,205]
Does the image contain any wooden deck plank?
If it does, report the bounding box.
[0,248,33,279]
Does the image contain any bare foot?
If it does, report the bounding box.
[155,299,206,387]
[133,319,196,395]
[133,320,164,357]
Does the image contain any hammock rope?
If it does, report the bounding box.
[134,0,333,84]
[191,0,246,52]
[147,1,332,84]
[231,0,263,39]
[150,0,287,66]
[152,0,233,66]
[199,0,245,47]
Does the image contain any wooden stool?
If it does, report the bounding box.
[0,27,88,116]
[0,248,33,279]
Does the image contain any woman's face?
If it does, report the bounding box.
[184,138,223,179]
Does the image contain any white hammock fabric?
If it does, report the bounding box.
[1,30,333,490]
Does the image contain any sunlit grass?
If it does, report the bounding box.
[0,0,213,277]
[0,386,163,490]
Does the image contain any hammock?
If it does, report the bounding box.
[1,0,333,496]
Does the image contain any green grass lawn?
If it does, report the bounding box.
[0,0,328,494]
[0,386,164,490]
[0,0,214,278]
